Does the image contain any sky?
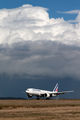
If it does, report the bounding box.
[0,0,80,99]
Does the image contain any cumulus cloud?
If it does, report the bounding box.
[0,4,80,45]
[0,4,80,80]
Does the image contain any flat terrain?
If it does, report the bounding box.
[0,99,80,120]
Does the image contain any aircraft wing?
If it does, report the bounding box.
[52,90,74,96]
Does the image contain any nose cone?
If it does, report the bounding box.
[25,89,29,93]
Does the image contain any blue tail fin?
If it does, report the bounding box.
[53,83,58,92]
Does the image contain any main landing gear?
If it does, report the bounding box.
[36,97,40,100]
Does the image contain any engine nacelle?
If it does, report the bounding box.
[27,94,33,98]
[45,93,50,98]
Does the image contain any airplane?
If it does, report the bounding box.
[25,83,74,99]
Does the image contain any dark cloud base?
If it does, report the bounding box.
[0,40,80,78]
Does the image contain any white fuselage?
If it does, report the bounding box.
[26,88,56,98]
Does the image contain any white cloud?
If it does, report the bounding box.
[0,4,80,46]
[58,10,80,14]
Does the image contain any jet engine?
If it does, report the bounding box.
[45,93,50,98]
[27,94,33,98]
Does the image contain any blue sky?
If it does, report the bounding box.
[0,0,80,99]
[0,0,79,20]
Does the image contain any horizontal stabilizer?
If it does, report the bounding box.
[53,90,74,96]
